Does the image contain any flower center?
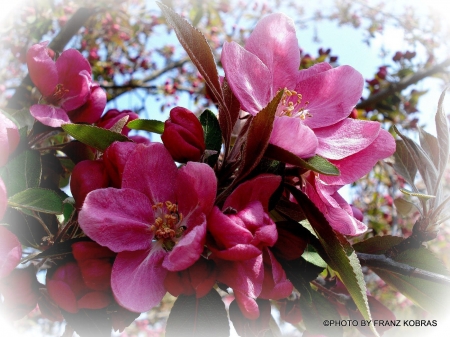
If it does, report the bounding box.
[150,201,185,251]
[46,83,69,106]
[277,89,311,120]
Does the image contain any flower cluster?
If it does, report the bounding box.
[1,9,415,337]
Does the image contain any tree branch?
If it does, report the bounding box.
[356,58,450,110]
[357,252,450,285]
[7,7,96,110]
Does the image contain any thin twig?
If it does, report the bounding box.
[356,58,450,110]
[357,252,450,285]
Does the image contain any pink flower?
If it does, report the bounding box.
[207,175,292,319]
[0,226,22,279]
[222,13,366,159]
[96,109,139,136]
[78,143,217,312]
[26,42,106,127]
[0,111,20,167]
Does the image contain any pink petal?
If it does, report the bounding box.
[221,41,272,115]
[26,42,58,97]
[297,65,364,129]
[259,249,293,300]
[68,84,106,124]
[122,143,177,204]
[217,257,264,298]
[177,162,217,215]
[0,226,22,278]
[269,116,318,158]
[233,291,260,320]
[210,244,262,261]
[315,118,381,160]
[223,174,281,212]
[296,62,333,82]
[0,178,6,219]
[321,129,396,185]
[111,249,167,312]
[244,13,300,91]
[0,112,20,167]
[163,221,206,271]
[77,291,111,310]
[57,50,91,111]
[46,279,78,313]
[78,188,154,252]
[208,207,254,248]
[30,104,70,127]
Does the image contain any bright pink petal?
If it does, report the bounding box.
[269,116,318,158]
[177,162,217,215]
[57,51,91,111]
[297,65,364,129]
[26,42,58,97]
[111,249,167,312]
[0,178,6,219]
[0,226,22,278]
[208,207,254,248]
[0,112,20,167]
[68,84,106,124]
[78,188,154,252]
[315,118,380,160]
[46,279,78,313]
[223,174,281,212]
[30,104,70,127]
[122,143,177,204]
[163,221,206,271]
[321,129,396,185]
[296,62,333,82]
[233,291,260,320]
[221,41,272,115]
[259,249,293,300]
[77,291,111,310]
[210,243,262,261]
[244,13,299,91]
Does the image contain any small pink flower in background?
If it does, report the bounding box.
[161,106,205,163]
[79,143,217,312]
[26,42,106,127]
[0,266,41,320]
[96,109,139,136]
[207,175,292,319]
[0,226,22,278]
[0,111,20,167]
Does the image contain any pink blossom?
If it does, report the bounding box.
[207,175,292,319]
[96,109,139,136]
[0,111,20,167]
[221,13,366,159]
[0,226,22,279]
[26,42,106,127]
[78,143,217,312]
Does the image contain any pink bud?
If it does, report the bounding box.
[96,109,139,136]
[161,107,205,163]
[103,141,139,188]
[70,160,110,210]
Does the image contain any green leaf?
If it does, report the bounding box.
[199,109,222,166]
[62,124,130,152]
[8,188,63,214]
[127,119,165,134]
[0,150,41,196]
[287,186,378,336]
[353,236,403,255]
[393,197,416,216]
[399,188,436,200]
[62,309,112,337]
[218,77,240,156]
[236,90,283,183]
[265,144,340,176]
[418,128,439,168]
[1,107,35,130]
[393,139,417,187]
[165,289,230,337]
[299,285,343,336]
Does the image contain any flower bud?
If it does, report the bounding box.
[96,109,139,136]
[70,160,110,210]
[0,111,20,167]
[161,107,205,163]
